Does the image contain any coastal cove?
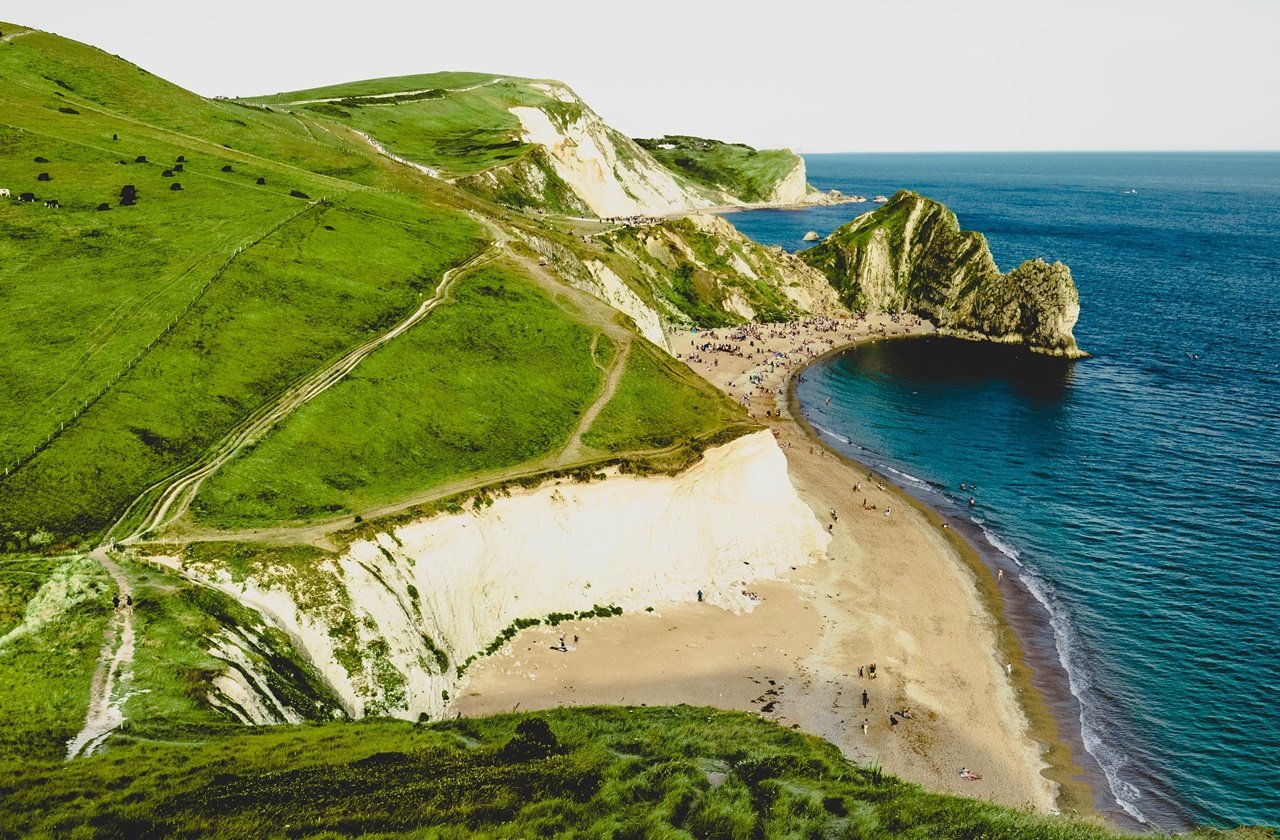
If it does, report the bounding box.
[729,152,1280,831]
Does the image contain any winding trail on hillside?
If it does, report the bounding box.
[1,29,33,43]
[64,232,501,757]
[113,238,502,544]
[65,546,135,759]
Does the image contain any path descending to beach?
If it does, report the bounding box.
[65,546,135,759]
[459,314,1060,813]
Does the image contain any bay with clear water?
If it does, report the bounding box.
[724,153,1280,831]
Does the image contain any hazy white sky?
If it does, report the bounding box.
[7,0,1279,152]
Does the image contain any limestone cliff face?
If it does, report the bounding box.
[801,191,1083,357]
[146,432,828,722]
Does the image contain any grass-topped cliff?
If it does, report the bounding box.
[801,190,1084,356]
[636,134,806,204]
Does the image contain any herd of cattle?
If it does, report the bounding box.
[2,153,268,212]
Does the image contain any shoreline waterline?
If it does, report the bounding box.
[780,332,1108,822]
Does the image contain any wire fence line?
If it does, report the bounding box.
[2,199,326,480]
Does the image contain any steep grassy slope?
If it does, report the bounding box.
[248,73,564,176]
[0,706,1205,840]
[191,263,610,528]
[636,134,801,203]
[801,190,1083,356]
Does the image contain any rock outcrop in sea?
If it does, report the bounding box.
[800,190,1084,357]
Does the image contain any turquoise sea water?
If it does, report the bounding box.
[725,153,1280,831]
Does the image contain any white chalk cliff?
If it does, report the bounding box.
[509,95,715,218]
[151,431,829,722]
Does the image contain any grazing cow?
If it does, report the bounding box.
[256,177,265,185]
[112,133,118,141]
[19,192,35,202]
[0,189,9,198]
[162,169,174,177]
[221,165,233,173]
[97,202,111,211]
[176,155,186,163]
[36,172,51,182]
[34,156,48,163]
[44,199,60,208]
[174,164,184,172]
[120,184,137,195]
[170,182,182,191]
[135,155,147,163]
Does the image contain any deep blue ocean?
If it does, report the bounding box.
[724,153,1280,831]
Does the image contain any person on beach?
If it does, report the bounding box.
[997,568,1004,581]
[884,507,892,518]
[1006,662,1013,677]
[889,714,898,730]
[862,719,868,736]
[697,589,703,602]
[828,523,834,534]
[858,666,864,678]
[861,689,869,709]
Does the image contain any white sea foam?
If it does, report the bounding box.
[977,522,1024,567]
[881,464,931,492]
[1018,566,1149,824]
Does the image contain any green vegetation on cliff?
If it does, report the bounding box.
[800,190,1083,356]
[247,74,568,177]
[636,134,799,202]
[0,706,1189,840]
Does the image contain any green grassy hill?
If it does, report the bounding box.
[246,72,572,177]
[636,134,801,203]
[0,706,1208,840]
[0,23,746,551]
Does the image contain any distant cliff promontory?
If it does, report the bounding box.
[801,191,1084,357]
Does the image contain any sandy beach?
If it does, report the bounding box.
[458,313,1061,813]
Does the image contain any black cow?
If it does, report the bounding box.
[135,155,147,163]
[221,165,233,173]
[170,182,182,191]
[176,155,186,163]
[19,192,35,202]
[97,202,111,211]
[256,177,266,185]
[162,169,173,177]
[36,172,51,182]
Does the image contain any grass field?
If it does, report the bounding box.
[581,341,747,454]
[636,135,800,203]
[0,191,485,549]
[0,705,1181,840]
[191,262,608,528]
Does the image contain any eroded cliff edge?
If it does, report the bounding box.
[800,190,1084,357]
